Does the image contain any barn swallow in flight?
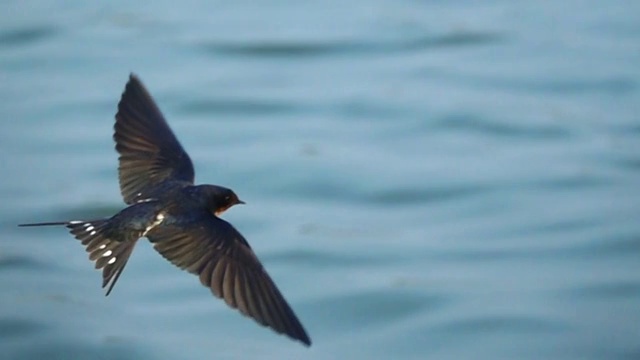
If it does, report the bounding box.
[20,74,311,347]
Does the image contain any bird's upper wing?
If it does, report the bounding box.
[147,214,311,346]
[114,74,195,204]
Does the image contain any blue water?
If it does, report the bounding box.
[2,1,640,359]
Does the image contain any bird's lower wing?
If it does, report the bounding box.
[147,216,311,346]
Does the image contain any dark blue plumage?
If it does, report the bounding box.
[20,74,311,347]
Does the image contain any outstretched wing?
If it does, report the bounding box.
[147,215,311,346]
[114,74,195,204]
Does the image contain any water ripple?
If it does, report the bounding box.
[0,254,52,271]
[561,281,640,300]
[432,315,567,334]
[606,155,640,172]
[572,234,640,257]
[263,249,395,267]
[196,31,506,58]
[432,114,570,139]
[179,98,298,116]
[363,184,492,206]
[0,25,57,47]
[524,175,610,190]
[419,69,638,95]
[0,318,47,338]
[8,341,146,360]
[284,180,493,206]
[309,290,447,332]
[491,77,637,95]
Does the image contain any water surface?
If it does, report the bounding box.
[1,1,640,359]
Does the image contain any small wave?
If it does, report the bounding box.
[432,114,570,139]
[364,184,492,206]
[560,281,640,300]
[432,314,567,334]
[0,255,53,271]
[0,318,47,338]
[195,31,506,59]
[180,98,298,116]
[0,25,57,47]
[307,289,447,332]
[505,77,637,95]
[263,249,396,267]
[8,341,146,360]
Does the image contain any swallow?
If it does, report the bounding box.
[20,74,311,347]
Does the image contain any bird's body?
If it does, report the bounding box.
[20,74,311,346]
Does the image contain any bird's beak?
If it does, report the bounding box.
[236,199,246,205]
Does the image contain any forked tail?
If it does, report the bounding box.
[19,218,136,296]
[19,221,69,227]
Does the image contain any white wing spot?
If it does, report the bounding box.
[142,212,166,236]
[90,231,97,236]
[86,226,94,232]
[99,244,106,250]
[102,250,113,257]
[83,223,92,228]
[69,220,82,225]
[108,257,117,265]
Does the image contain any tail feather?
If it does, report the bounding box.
[19,221,70,227]
[19,218,138,296]
[65,219,138,296]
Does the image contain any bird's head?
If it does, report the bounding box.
[201,185,245,216]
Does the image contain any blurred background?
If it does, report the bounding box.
[1,1,639,359]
